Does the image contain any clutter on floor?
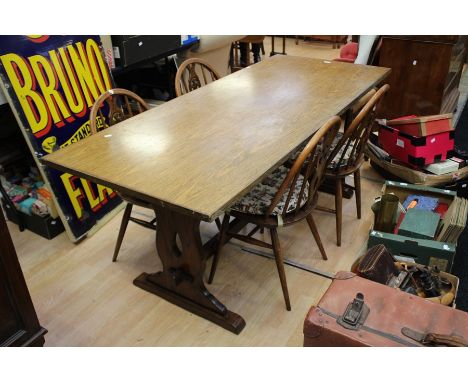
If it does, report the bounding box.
[367,113,468,185]
[353,244,459,307]
[0,162,64,239]
[367,180,465,272]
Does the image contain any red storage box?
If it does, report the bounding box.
[387,114,453,137]
[378,124,454,167]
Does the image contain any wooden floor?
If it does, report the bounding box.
[6,38,388,346]
[9,163,384,346]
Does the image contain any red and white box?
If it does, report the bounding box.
[378,125,455,167]
[386,114,453,137]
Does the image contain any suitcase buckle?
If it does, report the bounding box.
[337,293,370,330]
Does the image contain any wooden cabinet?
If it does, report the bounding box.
[0,207,46,346]
[378,35,468,119]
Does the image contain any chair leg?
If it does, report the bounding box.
[354,168,362,219]
[306,214,328,260]
[208,214,230,284]
[270,228,291,311]
[335,178,343,247]
[112,203,133,262]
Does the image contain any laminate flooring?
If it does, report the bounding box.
[8,162,384,346]
[7,38,386,346]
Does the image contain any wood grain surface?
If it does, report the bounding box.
[42,55,390,221]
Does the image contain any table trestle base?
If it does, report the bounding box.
[133,207,246,334]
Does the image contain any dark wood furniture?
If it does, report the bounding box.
[89,88,155,262]
[270,36,287,56]
[208,116,341,310]
[318,85,390,246]
[296,35,348,49]
[378,35,468,119]
[230,36,266,71]
[42,56,390,334]
[0,207,47,346]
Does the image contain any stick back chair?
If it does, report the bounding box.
[175,58,221,97]
[319,84,390,246]
[208,116,342,311]
[89,88,156,262]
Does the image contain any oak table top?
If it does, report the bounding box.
[43,55,390,221]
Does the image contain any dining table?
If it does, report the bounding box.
[42,55,390,334]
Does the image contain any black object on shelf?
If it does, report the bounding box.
[111,35,198,70]
[2,200,64,240]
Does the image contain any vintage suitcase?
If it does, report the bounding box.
[303,271,468,346]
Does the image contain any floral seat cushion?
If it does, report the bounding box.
[231,165,309,216]
[289,132,354,170]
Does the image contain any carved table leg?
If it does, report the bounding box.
[133,207,246,334]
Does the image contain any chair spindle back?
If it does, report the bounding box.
[89,88,149,135]
[175,58,221,97]
[330,84,390,171]
[266,116,342,218]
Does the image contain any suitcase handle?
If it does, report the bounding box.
[402,327,467,347]
[424,333,467,347]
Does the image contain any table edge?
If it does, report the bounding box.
[41,65,392,222]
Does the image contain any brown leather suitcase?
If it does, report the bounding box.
[303,271,468,346]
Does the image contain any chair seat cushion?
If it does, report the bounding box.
[290,131,344,161]
[231,165,308,216]
[327,132,356,170]
[289,132,354,170]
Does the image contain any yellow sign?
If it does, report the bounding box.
[41,116,105,153]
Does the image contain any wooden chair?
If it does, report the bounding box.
[89,88,156,262]
[318,84,390,246]
[175,58,221,97]
[208,116,342,311]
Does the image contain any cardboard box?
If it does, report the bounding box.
[379,124,455,167]
[394,261,459,308]
[387,114,453,137]
[368,230,456,272]
[365,147,468,186]
[383,180,456,210]
[368,181,457,272]
[351,256,459,307]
